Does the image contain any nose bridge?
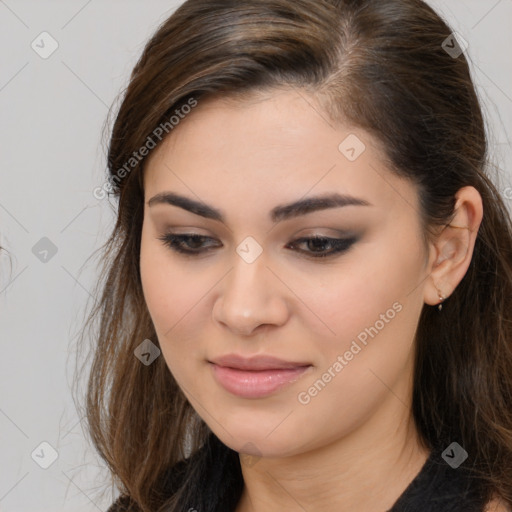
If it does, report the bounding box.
[213,241,288,333]
[229,234,268,292]
[226,244,270,308]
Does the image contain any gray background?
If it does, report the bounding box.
[0,1,511,510]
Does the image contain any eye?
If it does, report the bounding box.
[285,235,358,259]
[157,233,358,259]
[157,233,219,255]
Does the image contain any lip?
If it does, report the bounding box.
[208,354,312,399]
[209,353,311,371]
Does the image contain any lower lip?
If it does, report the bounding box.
[209,362,312,398]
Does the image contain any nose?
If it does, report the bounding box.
[212,252,290,337]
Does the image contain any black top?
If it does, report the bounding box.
[387,443,487,512]
[107,434,489,512]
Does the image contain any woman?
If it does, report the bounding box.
[79,0,512,510]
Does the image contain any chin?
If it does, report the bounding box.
[209,419,310,460]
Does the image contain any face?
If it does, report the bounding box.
[140,88,430,458]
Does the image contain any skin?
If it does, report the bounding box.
[139,88,484,512]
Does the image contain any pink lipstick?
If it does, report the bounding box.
[208,354,312,398]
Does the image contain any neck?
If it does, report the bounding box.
[235,392,430,512]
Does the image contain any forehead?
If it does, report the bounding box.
[143,88,419,219]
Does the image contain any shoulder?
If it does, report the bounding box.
[105,434,233,512]
[484,497,512,512]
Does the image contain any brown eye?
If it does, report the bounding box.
[286,236,358,258]
[157,234,219,255]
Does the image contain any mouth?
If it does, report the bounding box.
[208,353,312,371]
[207,354,313,398]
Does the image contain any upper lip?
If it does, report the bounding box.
[209,353,312,371]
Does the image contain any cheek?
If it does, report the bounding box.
[293,275,420,448]
[310,229,425,371]
[140,226,198,331]
[140,231,203,364]
[307,257,396,343]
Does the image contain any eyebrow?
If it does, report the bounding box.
[147,191,371,223]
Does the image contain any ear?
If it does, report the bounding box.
[423,186,483,307]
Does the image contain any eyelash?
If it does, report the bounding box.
[157,233,357,259]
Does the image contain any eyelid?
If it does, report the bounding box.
[157,231,359,260]
[157,228,356,243]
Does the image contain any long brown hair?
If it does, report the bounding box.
[76,0,512,510]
